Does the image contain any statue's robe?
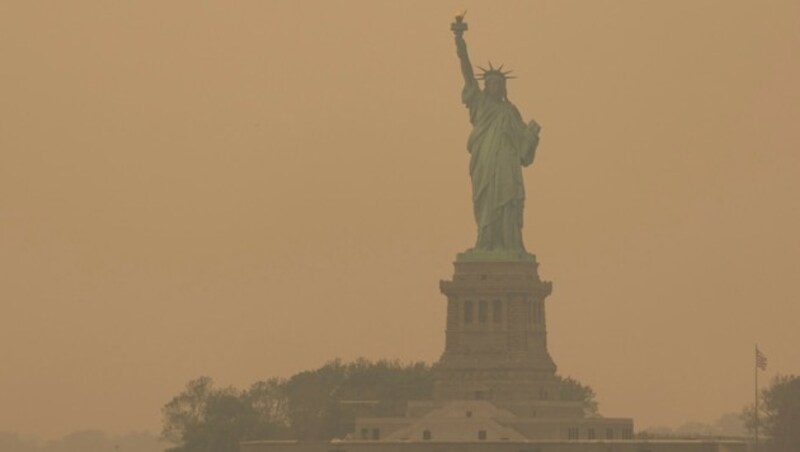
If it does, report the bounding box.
[462,80,540,252]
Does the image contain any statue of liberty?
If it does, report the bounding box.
[452,12,542,261]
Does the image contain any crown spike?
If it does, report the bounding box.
[476,62,516,81]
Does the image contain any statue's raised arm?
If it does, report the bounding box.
[451,11,475,85]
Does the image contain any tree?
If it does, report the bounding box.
[162,377,214,446]
[556,375,599,417]
[161,377,288,452]
[280,362,344,440]
[282,359,433,440]
[743,374,800,452]
[247,378,289,429]
[162,360,598,445]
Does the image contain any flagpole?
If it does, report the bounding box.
[755,344,759,452]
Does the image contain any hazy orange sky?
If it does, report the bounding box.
[2,1,799,440]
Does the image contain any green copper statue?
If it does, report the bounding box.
[452,12,542,261]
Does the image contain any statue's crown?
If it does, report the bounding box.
[476,62,516,80]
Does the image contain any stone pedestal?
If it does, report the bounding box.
[342,256,635,442]
[434,258,561,405]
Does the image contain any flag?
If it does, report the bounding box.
[756,347,767,371]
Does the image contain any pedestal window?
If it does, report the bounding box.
[478,300,488,322]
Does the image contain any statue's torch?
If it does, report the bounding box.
[451,9,468,36]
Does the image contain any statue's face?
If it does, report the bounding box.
[484,76,505,98]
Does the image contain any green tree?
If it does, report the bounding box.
[282,359,433,440]
[247,378,289,429]
[556,375,599,416]
[281,361,346,440]
[333,359,433,416]
[162,377,214,446]
[161,377,288,452]
[162,360,598,445]
[743,374,800,452]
